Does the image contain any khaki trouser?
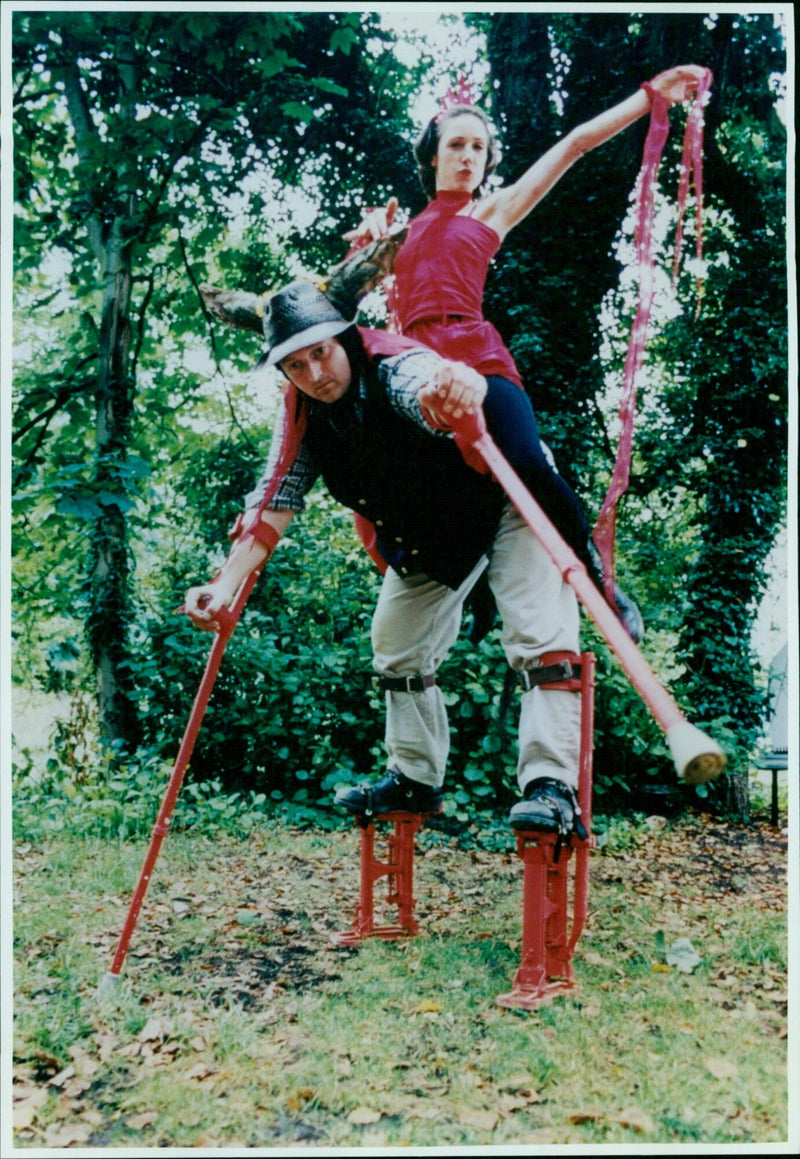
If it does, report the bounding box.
[371,502,581,792]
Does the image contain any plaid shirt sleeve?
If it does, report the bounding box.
[378,349,450,435]
[243,395,318,512]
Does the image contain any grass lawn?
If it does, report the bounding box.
[10,812,790,1150]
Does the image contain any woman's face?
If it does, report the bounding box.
[433,113,489,195]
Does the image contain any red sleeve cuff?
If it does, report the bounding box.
[242,516,281,556]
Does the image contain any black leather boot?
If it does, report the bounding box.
[334,769,443,819]
[508,777,587,838]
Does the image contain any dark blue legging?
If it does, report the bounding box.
[482,375,594,572]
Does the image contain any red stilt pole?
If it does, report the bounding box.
[450,410,725,785]
[335,811,429,944]
[497,652,595,1010]
[96,574,259,998]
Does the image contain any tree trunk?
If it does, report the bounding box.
[91,256,138,747]
[722,770,750,822]
[61,30,141,747]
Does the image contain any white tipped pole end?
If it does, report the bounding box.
[95,971,122,1003]
[667,721,726,784]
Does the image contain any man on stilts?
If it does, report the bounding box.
[185,281,591,836]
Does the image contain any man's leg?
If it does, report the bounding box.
[335,561,485,816]
[488,504,584,832]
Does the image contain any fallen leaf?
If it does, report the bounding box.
[706,1057,739,1080]
[360,1130,389,1147]
[651,963,671,973]
[347,1105,382,1125]
[285,1086,315,1111]
[49,1066,76,1089]
[611,1106,656,1133]
[141,1044,170,1068]
[185,1063,216,1081]
[235,909,262,926]
[516,1129,560,1144]
[498,1092,529,1113]
[457,1107,499,1130]
[413,1102,442,1119]
[67,1044,100,1078]
[504,1072,537,1088]
[567,1106,604,1124]
[128,1111,158,1130]
[412,999,442,1014]
[12,1085,49,1108]
[94,1032,117,1062]
[61,1077,92,1099]
[138,1016,173,1043]
[666,937,702,973]
[13,1103,40,1130]
[583,951,613,967]
[44,1123,93,1147]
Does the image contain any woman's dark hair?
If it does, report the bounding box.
[336,324,370,382]
[413,104,499,201]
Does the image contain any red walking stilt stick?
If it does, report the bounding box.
[96,572,259,998]
[450,409,726,783]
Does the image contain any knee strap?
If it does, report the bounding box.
[373,673,437,693]
[516,652,581,692]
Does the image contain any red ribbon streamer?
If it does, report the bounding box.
[592,71,712,604]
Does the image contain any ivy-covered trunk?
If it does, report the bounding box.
[89,258,138,747]
[61,30,141,747]
[482,10,787,817]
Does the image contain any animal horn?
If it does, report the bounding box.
[199,284,266,334]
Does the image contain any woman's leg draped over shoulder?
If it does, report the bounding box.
[482,375,592,561]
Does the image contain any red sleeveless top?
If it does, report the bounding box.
[391,190,523,387]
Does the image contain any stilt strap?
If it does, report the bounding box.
[373,673,437,693]
[516,659,580,692]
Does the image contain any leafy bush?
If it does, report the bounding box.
[12,730,282,843]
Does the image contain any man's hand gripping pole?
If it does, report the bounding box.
[96,570,259,1000]
[452,408,726,784]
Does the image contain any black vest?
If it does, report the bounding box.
[303,370,505,590]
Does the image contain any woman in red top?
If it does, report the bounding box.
[347,65,706,640]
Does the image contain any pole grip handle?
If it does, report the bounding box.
[450,407,487,444]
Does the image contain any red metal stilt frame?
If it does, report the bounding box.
[335,811,431,944]
[497,651,595,1010]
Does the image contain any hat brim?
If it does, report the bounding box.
[263,318,356,368]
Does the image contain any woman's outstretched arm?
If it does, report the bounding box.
[476,65,708,239]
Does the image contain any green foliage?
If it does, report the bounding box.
[13,723,276,844]
[11,11,789,818]
[482,11,787,808]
